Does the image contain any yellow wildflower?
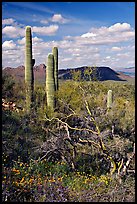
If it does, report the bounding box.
[29,178,34,183]
[20,177,25,183]
[48,178,55,182]
[12,168,20,174]
[61,161,65,165]
[58,177,63,182]
[20,163,23,167]
[15,181,19,186]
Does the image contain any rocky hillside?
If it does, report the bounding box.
[3,64,133,83]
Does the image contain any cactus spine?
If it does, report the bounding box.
[46,53,55,109]
[52,47,58,91]
[107,90,113,109]
[25,26,34,111]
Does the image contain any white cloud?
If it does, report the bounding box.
[17,37,25,45]
[51,14,70,24]
[111,46,122,51]
[2,26,24,38]
[117,52,130,57]
[2,18,15,25]
[2,46,25,67]
[108,23,131,32]
[2,20,135,69]
[81,32,97,38]
[2,40,16,49]
[106,56,111,59]
[40,14,70,25]
[72,53,80,56]
[40,19,49,24]
[32,25,59,35]
[78,23,135,45]
[61,57,72,62]
[18,36,43,45]
[33,36,43,43]
[3,24,59,38]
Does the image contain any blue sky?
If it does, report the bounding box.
[2,2,135,71]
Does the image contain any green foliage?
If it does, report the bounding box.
[57,81,84,114]
[70,66,98,82]
[84,66,98,81]
[75,152,110,176]
[2,156,135,202]
[2,77,135,202]
[33,83,46,118]
[2,109,47,165]
[71,69,81,81]
[84,66,92,81]
[56,80,135,152]
[2,73,27,113]
[2,73,15,99]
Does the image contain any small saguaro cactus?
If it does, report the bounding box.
[25,26,34,111]
[52,47,58,91]
[46,53,55,109]
[107,90,113,109]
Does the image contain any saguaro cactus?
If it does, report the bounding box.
[107,90,113,109]
[46,53,55,109]
[52,47,58,91]
[25,26,34,111]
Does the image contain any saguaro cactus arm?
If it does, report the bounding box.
[52,47,58,91]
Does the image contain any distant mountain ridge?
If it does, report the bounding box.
[114,66,135,78]
[3,64,133,82]
[118,71,135,77]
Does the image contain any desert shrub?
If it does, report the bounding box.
[2,77,135,202]
[13,80,26,106]
[57,80,134,140]
[2,109,47,166]
[2,73,15,100]
[74,152,110,176]
[33,84,46,111]
[67,174,135,202]
[57,81,83,113]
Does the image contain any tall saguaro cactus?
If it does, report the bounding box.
[46,53,55,109]
[25,26,34,111]
[107,90,113,109]
[52,47,58,91]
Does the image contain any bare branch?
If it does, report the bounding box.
[45,116,99,135]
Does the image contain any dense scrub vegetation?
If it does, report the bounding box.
[2,73,135,202]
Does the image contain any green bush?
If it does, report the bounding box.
[2,73,15,100]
